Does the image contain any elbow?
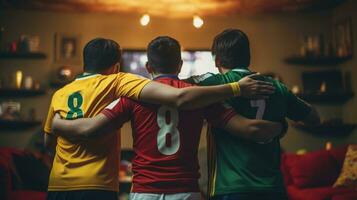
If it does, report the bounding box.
[304,108,321,126]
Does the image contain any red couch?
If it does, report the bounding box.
[0,148,49,200]
[281,145,357,200]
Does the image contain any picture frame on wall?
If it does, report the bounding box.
[334,17,353,58]
[55,33,81,64]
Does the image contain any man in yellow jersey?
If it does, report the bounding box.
[44,38,275,200]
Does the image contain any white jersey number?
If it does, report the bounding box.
[251,99,272,144]
[250,99,266,119]
[157,106,180,155]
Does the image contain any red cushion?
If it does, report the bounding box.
[287,185,354,200]
[288,150,340,188]
[281,153,299,185]
[329,145,348,170]
[287,186,333,200]
[332,193,357,200]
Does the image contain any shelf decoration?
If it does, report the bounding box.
[0,34,46,59]
[0,51,47,59]
[286,18,353,66]
[50,66,75,89]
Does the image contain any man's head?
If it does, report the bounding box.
[146,36,183,75]
[212,29,250,70]
[83,38,121,74]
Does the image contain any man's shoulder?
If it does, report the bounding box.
[157,77,194,88]
[53,79,85,95]
[189,72,223,85]
[176,78,195,87]
[267,78,289,94]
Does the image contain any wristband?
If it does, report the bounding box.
[229,82,241,96]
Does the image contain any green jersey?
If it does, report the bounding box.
[188,69,311,196]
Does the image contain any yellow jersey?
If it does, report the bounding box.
[44,72,150,191]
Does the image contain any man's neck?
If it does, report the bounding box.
[151,73,179,79]
[219,66,249,74]
[83,71,103,75]
[219,67,231,74]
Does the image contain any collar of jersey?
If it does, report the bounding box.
[153,74,179,80]
[75,73,100,81]
[231,68,251,73]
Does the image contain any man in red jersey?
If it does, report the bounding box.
[51,36,285,200]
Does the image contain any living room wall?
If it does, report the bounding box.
[0,2,355,152]
[333,0,357,144]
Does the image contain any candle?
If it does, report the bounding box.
[15,70,23,89]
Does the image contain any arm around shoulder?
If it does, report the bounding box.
[223,114,283,143]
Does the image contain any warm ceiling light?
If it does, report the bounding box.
[140,14,150,26]
[193,15,203,29]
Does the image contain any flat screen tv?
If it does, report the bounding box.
[121,50,218,79]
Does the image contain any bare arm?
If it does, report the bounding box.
[51,113,114,141]
[285,85,320,126]
[223,115,283,143]
[139,74,274,110]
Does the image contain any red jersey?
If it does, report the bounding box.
[102,76,236,193]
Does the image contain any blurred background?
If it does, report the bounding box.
[0,0,356,199]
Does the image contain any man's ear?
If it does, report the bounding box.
[145,62,153,73]
[215,58,224,73]
[111,63,119,73]
[116,62,121,72]
[102,64,118,75]
[215,57,221,68]
[177,60,183,74]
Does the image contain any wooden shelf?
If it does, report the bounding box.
[0,52,47,59]
[297,92,354,104]
[285,56,352,66]
[0,119,42,130]
[294,123,356,136]
[0,88,46,98]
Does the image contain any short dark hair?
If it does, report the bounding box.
[83,38,121,73]
[212,29,250,69]
[147,36,181,74]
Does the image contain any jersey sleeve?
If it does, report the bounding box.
[114,73,151,100]
[203,103,236,128]
[101,97,133,128]
[282,84,312,121]
[44,97,55,134]
[186,72,225,86]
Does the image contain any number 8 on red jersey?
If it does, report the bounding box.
[157,106,180,156]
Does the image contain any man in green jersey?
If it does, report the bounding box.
[187,29,320,200]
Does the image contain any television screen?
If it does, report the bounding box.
[121,50,218,79]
